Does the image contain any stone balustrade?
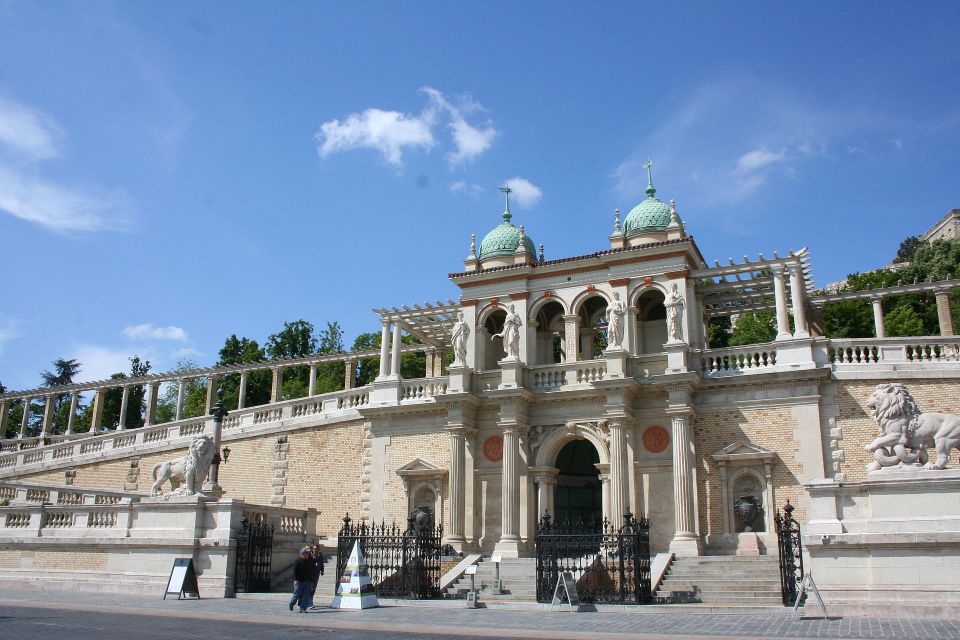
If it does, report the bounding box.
[401,377,449,401]
[528,360,608,390]
[698,343,779,375]
[828,336,960,366]
[0,481,132,507]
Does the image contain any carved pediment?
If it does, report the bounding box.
[396,458,447,479]
[711,441,775,464]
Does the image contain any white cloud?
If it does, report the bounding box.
[69,345,142,383]
[450,180,465,192]
[735,148,785,173]
[505,177,543,208]
[0,95,60,161]
[169,346,203,360]
[0,317,20,358]
[123,323,188,342]
[0,167,130,233]
[315,108,435,167]
[450,180,484,197]
[315,87,496,169]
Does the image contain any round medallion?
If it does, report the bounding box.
[642,425,670,453]
[483,435,504,462]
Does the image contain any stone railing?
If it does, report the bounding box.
[0,481,132,507]
[242,504,315,537]
[698,343,778,375]
[828,337,960,366]
[401,377,449,401]
[628,353,668,378]
[528,360,607,391]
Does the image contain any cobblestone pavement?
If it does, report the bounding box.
[0,589,958,640]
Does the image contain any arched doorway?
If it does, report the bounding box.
[533,300,565,365]
[479,308,507,370]
[577,296,609,359]
[635,289,667,354]
[553,439,602,524]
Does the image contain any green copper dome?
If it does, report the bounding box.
[623,182,672,237]
[478,211,536,260]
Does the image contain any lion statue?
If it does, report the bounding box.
[864,383,960,471]
[150,435,217,496]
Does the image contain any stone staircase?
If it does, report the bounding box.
[445,558,537,600]
[655,555,783,606]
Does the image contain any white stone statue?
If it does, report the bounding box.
[605,292,626,348]
[151,435,217,496]
[664,283,685,343]
[864,383,960,471]
[491,304,522,360]
[451,310,470,367]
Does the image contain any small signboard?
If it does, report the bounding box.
[550,571,580,612]
[793,571,829,618]
[164,558,200,600]
[490,553,502,564]
[465,565,478,575]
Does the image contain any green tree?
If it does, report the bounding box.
[351,332,380,387]
[706,316,731,349]
[729,311,776,346]
[41,358,82,433]
[314,322,346,393]
[267,320,317,400]
[218,336,269,408]
[894,235,921,264]
[101,356,151,430]
[885,304,926,337]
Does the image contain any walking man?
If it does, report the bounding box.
[289,547,314,613]
[309,544,326,608]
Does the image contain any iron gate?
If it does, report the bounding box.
[536,510,651,604]
[774,500,803,606]
[234,517,274,593]
[336,513,443,599]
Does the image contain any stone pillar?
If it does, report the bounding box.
[270,367,282,403]
[425,350,435,379]
[41,395,55,436]
[670,412,701,555]
[19,398,30,438]
[308,365,317,396]
[788,263,810,338]
[344,359,355,389]
[608,419,630,527]
[176,379,186,420]
[90,390,104,433]
[562,314,579,362]
[872,297,886,339]
[66,392,78,434]
[238,373,248,409]
[0,400,9,436]
[596,464,611,522]
[205,376,219,414]
[531,467,558,520]
[435,349,446,376]
[390,323,403,378]
[377,321,391,379]
[145,382,159,427]
[118,385,130,430]
[446,427,466,545]
[495,424,523,557]
[936,290,955,336]
[772,265,792,340]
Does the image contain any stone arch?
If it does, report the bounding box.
[531,299,567,365]
[633,287,668,355]
[475,305,508,370]
[476,302,507,327]
[408,479,442,527]
[528,293,570,320]
[534,422,610,467]
[729,468,768,533]
[570,288,611,318]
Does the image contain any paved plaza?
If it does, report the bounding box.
[0,589,959,640]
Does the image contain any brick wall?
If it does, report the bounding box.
[383,432,450,526]
[693,407,804,535]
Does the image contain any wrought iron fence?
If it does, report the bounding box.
[535,510,651,604]
[234,517,274,593]
[774,500,804,606]
[335,513,443,599]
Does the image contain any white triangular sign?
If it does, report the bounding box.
[330,541,379,609]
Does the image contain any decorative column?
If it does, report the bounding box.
[435,349,447,376]
[270,367,282,403]
[202,387,227,498]
[607,419,630,527]
[144,382,159,427]
[562,314,579,362]
[390,322,403,378]
[118,386,130,430]
[446,426,466,546]
[0,400,9,436]
[787,263,810,338]
[66,392,78,435]
[936,290,955,336]
[670,412,701,555]
[496,424,522,556]
[595,463,611,522]
[377,320,391,379]
[238,372,248,409]
[872,297,886,339]
[175,379,186,420]
[344,359,355,389]
[531,467,558,519]
[206,376,219,414]
[308,365,317,396]
[772,266,791,339]
[19,398,30,438]
[90,390,104,433]
[425,350,435,379]
[41,395,55,437]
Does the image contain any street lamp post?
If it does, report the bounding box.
[203,386,228,497]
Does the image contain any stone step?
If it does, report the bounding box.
[657,588,781,597]
[658,581,781,590]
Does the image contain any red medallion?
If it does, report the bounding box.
[483,435,504,462]
[642,425,670,453]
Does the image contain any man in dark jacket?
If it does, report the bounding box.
[309,545,326,600]
[289,547,314,613]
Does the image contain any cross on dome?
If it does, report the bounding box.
[499,186,513,223]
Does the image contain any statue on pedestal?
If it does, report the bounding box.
[665,283,685,343]
[151,436,217,496]
[492,304,522,360]
[605,292,627,348]
[451,310,470,367]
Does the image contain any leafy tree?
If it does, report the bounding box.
[155,360,207,423]
[706,316,731,349]
[894,235,921,264]
[41,358,81,433]
[352,332,380,387]
[729,311,776,346]
[267,320,317,400]
[314,322,346,394]
[822,300,875,338]
[885,304,926,337]
[218,336,269,408]
[101,356,151,430]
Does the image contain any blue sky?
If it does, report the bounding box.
[1,1,959,388]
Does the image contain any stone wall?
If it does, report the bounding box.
[693,407,804,535]
[834,380,960,482]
